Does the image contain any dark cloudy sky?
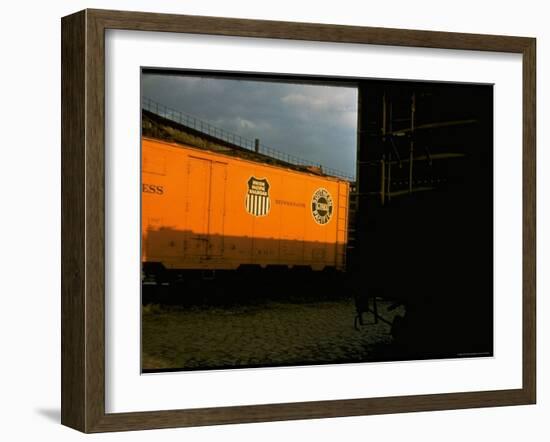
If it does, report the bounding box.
[141,73,358,179]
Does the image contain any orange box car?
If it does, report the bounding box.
[142,137,350,271]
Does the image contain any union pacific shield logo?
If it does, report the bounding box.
[245,177,271,217]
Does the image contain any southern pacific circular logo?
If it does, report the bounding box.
[311,188,333,225]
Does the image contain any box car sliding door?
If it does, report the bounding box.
[185,156,227,261]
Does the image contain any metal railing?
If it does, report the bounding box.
[142,97,355,181]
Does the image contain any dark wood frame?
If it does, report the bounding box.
[61,9,536,433]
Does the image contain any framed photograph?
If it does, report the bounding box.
[61,9,536,433]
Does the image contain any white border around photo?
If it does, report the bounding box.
[105,29,523,414]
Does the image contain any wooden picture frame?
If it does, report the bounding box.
[61,9,536,433]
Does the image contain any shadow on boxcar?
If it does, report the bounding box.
[141,230,349,306]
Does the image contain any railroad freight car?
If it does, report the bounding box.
[141,137,350,273]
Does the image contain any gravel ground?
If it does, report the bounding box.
[142,298,405,371]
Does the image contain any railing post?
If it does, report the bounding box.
[409,92,416,194]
